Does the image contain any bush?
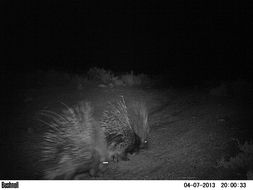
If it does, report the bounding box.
[120,71,150,87]
[87,67,115,84]
[209,82,229,97]
[86,67,152,87]
[217,140,253,178]
[209,79,252,97]
[230,78,252,97]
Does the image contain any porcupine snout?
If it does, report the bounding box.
[139,139,148,149]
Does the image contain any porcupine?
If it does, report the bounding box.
[39,101,109,180]
[100,96,149,162]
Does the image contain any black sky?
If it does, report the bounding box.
[2,0,253,80]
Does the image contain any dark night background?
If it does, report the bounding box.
[2,0,253,82]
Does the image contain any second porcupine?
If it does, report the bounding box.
[39,102,109,180]
[100,96,149,161]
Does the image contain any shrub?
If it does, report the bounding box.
[209,82,229,97]
[217,140,253,178]
[230,78,252,97]
[120,71,148,87]
[86,67,152,87]
[87,67,115,84]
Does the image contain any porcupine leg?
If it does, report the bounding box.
[89,164,105,177]
[89,168,98,177]
[63,171,76,180]
[88,151,106,177]
[73,165,104,179]
[74,173,90,180]
[73,163,100,178]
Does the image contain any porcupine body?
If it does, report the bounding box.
[100,96,149,161]
[39,102,109,180]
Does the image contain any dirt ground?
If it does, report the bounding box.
[2,79,253,180]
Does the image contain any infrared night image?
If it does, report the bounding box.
[1,0,253,180]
